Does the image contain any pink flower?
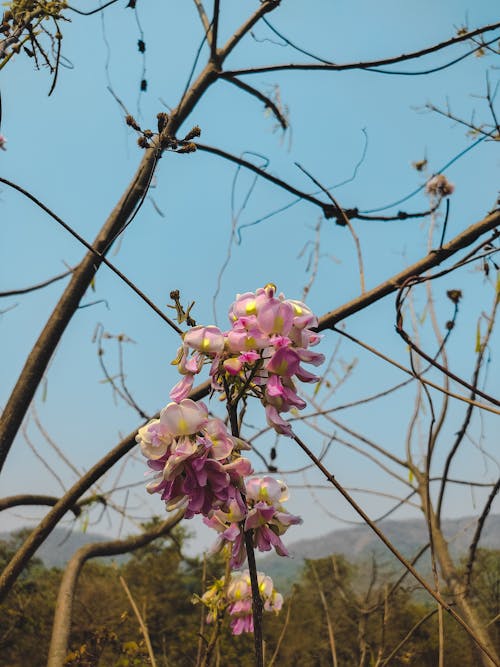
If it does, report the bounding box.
[136,419,172,459]
[223,357,243,375]
[226,326,268,353]
[265,404,293,436]
[246,476,287,506]
[184,325,225,354]
[169,373,194,402]
[160,399,208,436]
[286,298,317,328]
[266,347,300,377]
[0,135,6,151]
[257,299,294,336]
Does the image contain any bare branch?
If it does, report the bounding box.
[0,494,81,516]
[464,477,500,591]
[291,431,500,666]
[47,511,183,667]
[0,380,209,603]
[0,266,74,297]
[223,75,288,129]
[222,22,500,76]
[318,208,500,330]
[219,0,280,60]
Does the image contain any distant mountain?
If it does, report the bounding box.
[0,527,128,569]
[2,515,499,580]
[257,514,500,591]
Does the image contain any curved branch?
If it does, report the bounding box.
[291,431,500,666]
[1,212,497,598]
[332,326,500,415]
[0,1,290,471]
[223,75,288,129]
[464,477,500,591]
[195,142,334,215]
[317,208,500,330]
[65,0,120,16]
[46,511,184,667]
[437,290,499,522]
[219,0,280,59]
[395,281,500,407]
[0,380,209,603]
[380,608,438,666]
[0,267,74,297]
[0,494,81,516]
[222,21,500,76]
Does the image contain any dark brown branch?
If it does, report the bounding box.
[0,56,224,472]
[437,291,499,522]
[395,280,500,407]
[291,432,500,666]
[0,494,81,516]
[65,0,119,16]
[0,179,181,335]
[221,21,500,76]
[0,267,74,297]
[46,511,184,667]
[195,142,334,215]
[194,141,442,225]
[0,380,210,603]
[380,608,438,666]
[352,205,439,222]
[317,208,500,330]
[219,0,280,59]
[2,213,497,599]
[210,0,220,61]
[223,75,288,129]
[464,477,500,591]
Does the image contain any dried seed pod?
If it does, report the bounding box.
[177,142,197,154]
[126,115,140,131]
[184,125,201,141]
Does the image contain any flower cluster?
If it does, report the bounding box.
[200,570,283,635]
[204,476,302,568]
[170,283,324,436]
[0,135,6,151]
[139,285,322,634]
[137,399,252,519]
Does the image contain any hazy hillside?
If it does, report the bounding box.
[257,514,500,590]
[0,527,127,568]
[2,515,499,577]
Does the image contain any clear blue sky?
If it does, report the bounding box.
[1,1,498,556]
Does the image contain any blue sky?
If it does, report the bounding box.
[1,1,498,556]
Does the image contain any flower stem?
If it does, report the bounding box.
[244,529,264,667]
[226,396,264,667]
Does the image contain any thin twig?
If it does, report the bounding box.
[221,21,500,76]
[296,163,366,293]
[291,431,500,667]
[119,574,158,667]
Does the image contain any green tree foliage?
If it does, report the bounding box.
[1,530,498,666]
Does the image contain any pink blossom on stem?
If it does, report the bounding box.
[184,325,225,354]
[160,399,208,436]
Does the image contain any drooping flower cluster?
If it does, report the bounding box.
[170,283,324,436]
[138,285,322,634]
[137,399,252,519]
[203,476,302,568]
[199,570,283,635]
